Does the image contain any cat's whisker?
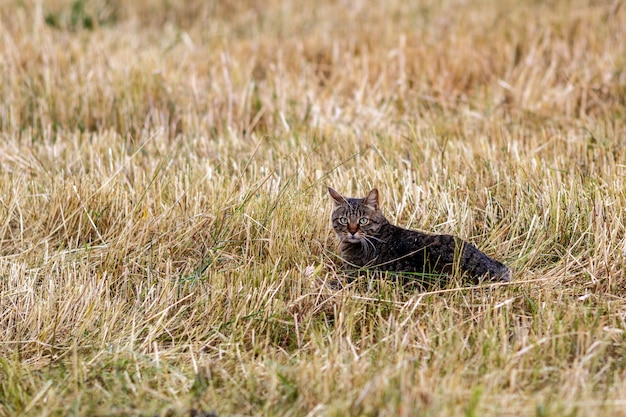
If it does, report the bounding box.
[359,237,372,257]
[359,239,369,257]
[364,234,386,243]
[361,235,377,255]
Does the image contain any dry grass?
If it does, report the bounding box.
[1,0,626,416]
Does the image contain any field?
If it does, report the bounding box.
[1,0,626,416]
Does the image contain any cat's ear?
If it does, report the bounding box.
[328,187,345,206]
[364,188,379,210]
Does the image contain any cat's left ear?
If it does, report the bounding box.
[364,188,379,210]
[328,187,345,206]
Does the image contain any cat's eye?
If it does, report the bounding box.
[358,217,369,225]
[339,217,349,225]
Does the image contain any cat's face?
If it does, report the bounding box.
[328,187,384,243]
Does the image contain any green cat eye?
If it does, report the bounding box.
[358,217,369,225]
[339,217,349,225]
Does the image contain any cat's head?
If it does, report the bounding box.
[328,187,386,243]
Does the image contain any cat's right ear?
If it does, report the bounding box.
[364,188,379,210]
[328,187,345,206]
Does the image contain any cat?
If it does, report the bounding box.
[328,187,511,284]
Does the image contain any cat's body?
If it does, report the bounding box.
[329,187,511,283]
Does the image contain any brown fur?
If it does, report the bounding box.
[329,187,511,283]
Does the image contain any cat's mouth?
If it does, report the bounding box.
[341,233,362,244]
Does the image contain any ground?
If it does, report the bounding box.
[1,0,626,416]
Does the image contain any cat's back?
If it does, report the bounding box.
[379,223,449,250]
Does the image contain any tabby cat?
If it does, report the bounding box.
[329,187,511,283]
